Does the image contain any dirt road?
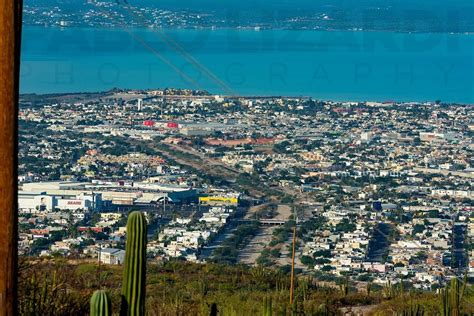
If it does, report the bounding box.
[237,204,293,265]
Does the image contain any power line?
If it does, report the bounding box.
[117,2,238,96]
[93,3,205,91]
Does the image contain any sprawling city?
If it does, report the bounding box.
[8,0,474,314]
[16,88,473,313]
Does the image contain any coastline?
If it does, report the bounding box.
[19,88,473,106]
[22,24,474,35]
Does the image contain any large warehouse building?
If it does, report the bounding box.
[18,191,103,213]
[18,181,197,212]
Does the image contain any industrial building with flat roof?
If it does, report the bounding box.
[19,180,198,210]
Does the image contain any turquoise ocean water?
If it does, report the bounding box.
[20,26,474,103]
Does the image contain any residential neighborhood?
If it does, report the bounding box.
[18,88,473,290]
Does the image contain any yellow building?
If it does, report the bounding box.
[199,196,238,205]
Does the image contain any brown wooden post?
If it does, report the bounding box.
[0,0,22,314]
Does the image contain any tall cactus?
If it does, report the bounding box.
[339,276,349,297]
[90,290,112,316]
[291,300,302,316]
[439,276,467,316]
[366,282,372,296]
[280,302,287,316]
[263,296,273,316]
[120,211,148,316]
[317,303,329,316]
[384,280,404,299]
[397,296,424,316]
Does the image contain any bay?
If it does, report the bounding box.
[20,26,474,103]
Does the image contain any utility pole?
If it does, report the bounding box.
[0,0,22,314]
[289,225,297,305]
[97,243,102,289]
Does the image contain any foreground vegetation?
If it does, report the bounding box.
[18,258,474,315]
[18,212,473,315]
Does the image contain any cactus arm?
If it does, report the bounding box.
[90,290,112,316]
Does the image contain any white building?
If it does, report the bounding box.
[18,191,103,212]
[98,248,126,265]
